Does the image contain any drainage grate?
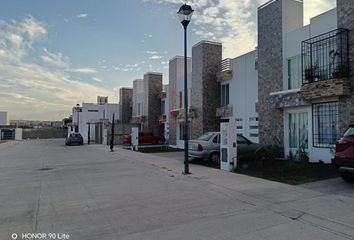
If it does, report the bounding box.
[37,167,53,171]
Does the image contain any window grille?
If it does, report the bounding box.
[312,102,340,148]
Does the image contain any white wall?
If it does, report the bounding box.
[76,102,119,143]
[283,8,337,89]
[0,112,8,125]
[169,56,192,149]
[228,50,259,143]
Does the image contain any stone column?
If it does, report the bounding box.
[337,0,354,134]
[119,88,133,124]
[191,41,222,139]
[143,72,163,135]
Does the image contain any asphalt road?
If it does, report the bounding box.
[0,139,353,240]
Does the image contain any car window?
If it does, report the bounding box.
[212,135,218,143]
[197,132,215,141]
[70,133,81,137]
[344,126,354,136]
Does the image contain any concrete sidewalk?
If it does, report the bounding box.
[0,139,353,240]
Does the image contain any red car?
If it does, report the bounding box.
[124,132,165,145]
[334,124,354,181]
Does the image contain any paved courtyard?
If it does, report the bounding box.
[0,139,353,240]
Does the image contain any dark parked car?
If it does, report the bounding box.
[334,124,354,181]
[189,132,263,163]
[65,133,84,146]
[124,132,165,145]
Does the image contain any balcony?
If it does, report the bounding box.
[131,116,145,124]
[301,28,351,100]
[216,105,233,118]
[159,91,167,99]
[158,114,166,123]
[216,58,233,82]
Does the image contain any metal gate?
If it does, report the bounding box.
[1,129,15,140]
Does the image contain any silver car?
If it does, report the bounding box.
[189,132,262,163]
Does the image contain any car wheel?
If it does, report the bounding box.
[210,152,220,164]
[340,171,354,182]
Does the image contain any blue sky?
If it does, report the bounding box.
[0,0,335,120]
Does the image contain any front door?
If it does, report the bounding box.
[288,111,309,155]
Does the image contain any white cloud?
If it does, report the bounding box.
[92,77,103,82]
[150,55,162,60]
[146,0,336,58]
[76,13,88,18]
[40,48,70,68]
[0,17,115,120]
[71,67,97,73]
[146,50,158,55]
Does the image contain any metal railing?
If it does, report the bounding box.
[302,28,349,84]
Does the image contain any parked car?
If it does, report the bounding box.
[124,132,165,145]
[334,124,354,181]
[65,133,83,146]
[189,132,262,163]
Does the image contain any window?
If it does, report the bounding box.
[249,125,258,129]
[237,126,243,129]
[221,84,229,106]
[249,117,258,122]
[250,133,259,138]
[289,112,308,149]
[161,100,165,115]
[138,103,141,115]
[313,102,340,148]
[88,109,98,112]
[287,55,302,89]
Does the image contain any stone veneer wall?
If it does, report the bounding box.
[191,41,222,139]
[257,0,284,147]
[337,0,354,134]
[132,80,143,117]
[168,59,178,145]
[143,73,163,136]
[119,88,133,124]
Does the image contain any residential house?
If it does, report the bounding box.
[258,0,354,163]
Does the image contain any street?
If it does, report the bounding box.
[0,139,353,240]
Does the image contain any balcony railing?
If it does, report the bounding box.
[301,28,349,84]
[216,58,233,82]
[216,105,233,118]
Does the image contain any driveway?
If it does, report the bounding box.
[0,139,353,240]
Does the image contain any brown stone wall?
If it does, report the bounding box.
[337,0,354,133]
[257,0,284,147]
[301,78,351,100]
[119,88,133,124]
[191,41,222,139]
[143,73,163,136]
[168,59,178,145]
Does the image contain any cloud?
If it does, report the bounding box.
[76,13,88,18]
[146,0,336,58]
[71,67,97,73]
[146,50,158,55]
[40,48,70,68]
[0,16,115,120]
[92,77,103,82]
[150,55,162,60]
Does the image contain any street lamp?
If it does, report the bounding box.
[110,113,115,152]
[177,3,194,175]
[87,122,91,144]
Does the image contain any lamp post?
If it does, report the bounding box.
[177,3,194,175]
[110,113,115,152]
[87,122,91,145]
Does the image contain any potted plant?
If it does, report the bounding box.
[332,64,348,79]
[304,64,319,83]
